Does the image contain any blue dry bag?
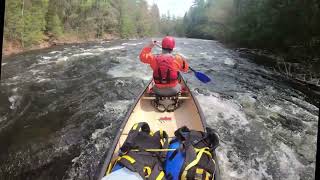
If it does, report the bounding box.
[164,139,184,180]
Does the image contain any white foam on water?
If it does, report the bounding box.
[247,156,273,180]
[12,88,18,93]
[196,94,249,129]
[107,57,151,80]
[46,89,57,93]
[2,63,7,66]
[71,52,94,57]
[42,56,52,60]
[275,143,304,180]
[0,116,7,123]
[29,69,42,75]
[224,57,235,66]
[91,128,107,140]
[267,105,283,113]
[217,139,274,180]
[49,51,60,54]
[8,95,20,110]
[56,56,69,64]
[196,93,262,179]
[38,58,55,65]
[92,46,125,52]
[36,77,50,83]
[122,42,143,46]
[103,100,133,116]
[105,46,125,51]
[107,65,151,80]
[235,93,263,120]
[9,76,20,81]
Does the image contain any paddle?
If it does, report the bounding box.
[189,67,211,83]
[153,41,212,83]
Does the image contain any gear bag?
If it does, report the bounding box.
[164,126,219,180]
[108,122,168,180]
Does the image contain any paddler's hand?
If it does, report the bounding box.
[147,40,157,48]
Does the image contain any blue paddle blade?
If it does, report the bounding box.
[194,71,211,83]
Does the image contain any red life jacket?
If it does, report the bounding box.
[153,54,179,85]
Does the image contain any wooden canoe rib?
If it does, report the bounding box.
[96,78,220,179]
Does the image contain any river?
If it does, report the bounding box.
[0,38,318,180]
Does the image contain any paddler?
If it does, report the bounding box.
[139,36,189,96]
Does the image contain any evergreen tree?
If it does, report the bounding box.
[46,0,63,38]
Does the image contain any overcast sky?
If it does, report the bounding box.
[146,0,194,17]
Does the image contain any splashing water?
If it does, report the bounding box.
[0,38,318,180]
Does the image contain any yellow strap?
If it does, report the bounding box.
[121,155,136,164]
[160,129,164,146]
[181,148,207,180]
[160,139,164,146]
[205,171,212,180]
[149,131,154,136]
[196,168,204,174]
[144,166,152,178]
[195,147,212,158]
[106,154,136,175]
[132,123,138,130]
[156,171,165,180]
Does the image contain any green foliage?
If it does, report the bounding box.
[160,14,185,36]
[150,4,161,35]
[4,0,24,41]
[180,0,320,51]
[46,0,63,37]
[4,0,47,47]
[22,1,47,46]
[179,0,320,78]
[4,0,162,46]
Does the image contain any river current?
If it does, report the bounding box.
[0,38,318,180]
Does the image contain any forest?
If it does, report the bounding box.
[4,0,162,48]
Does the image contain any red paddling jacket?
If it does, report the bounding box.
[139,46,189,88]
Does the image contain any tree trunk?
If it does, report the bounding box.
[21,0,25,47]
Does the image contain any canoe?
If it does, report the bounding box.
[96,78,220,179]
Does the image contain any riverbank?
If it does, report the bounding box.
[236,48,320,106]
[2,33,119,57]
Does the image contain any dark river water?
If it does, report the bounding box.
[0,38,319,180]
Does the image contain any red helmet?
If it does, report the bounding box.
[161,36,175,50]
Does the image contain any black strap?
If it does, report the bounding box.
[206,127,220,150]
[174,126,191,141]
[158,68,162,81]
[166,69,170,83]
